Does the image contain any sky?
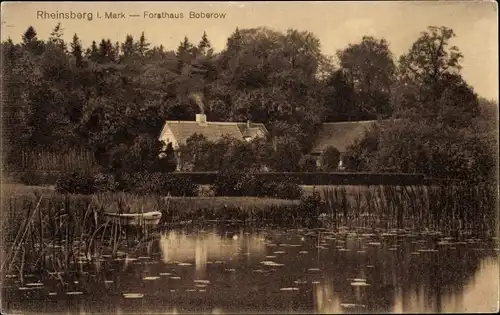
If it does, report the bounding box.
[1,1,498,101]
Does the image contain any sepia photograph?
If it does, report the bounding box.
[0,1,499,314]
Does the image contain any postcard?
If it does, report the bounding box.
[1,1,498,314]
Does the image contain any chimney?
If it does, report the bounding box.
[196,113,207,124]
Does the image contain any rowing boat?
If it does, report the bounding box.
[102,211,162,227]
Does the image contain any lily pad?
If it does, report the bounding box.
[143,276,160,281]
[194,280,210,284]
[25,282,44,287]
[123,293,143,299]
[350,282,370,287]
[352,278,366,282]
[261,261,284,267]
[341,303,366,308]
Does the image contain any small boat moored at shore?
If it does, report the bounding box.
[102,211,162,227]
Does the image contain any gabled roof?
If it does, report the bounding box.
[311,120,378,154]
[160,121,268,145]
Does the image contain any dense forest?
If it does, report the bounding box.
[1,24,498,182]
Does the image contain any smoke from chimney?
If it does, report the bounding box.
[189,92,205,114]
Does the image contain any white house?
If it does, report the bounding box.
[158,113,268,170]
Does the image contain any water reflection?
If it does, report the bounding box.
[159,229,267,275]
[1,225,498,314]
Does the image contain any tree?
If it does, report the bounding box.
[321,146,341,171]
[159,142,177,172]
[397,26,464,112]
[138,32,150,57]
[399,26,463,87]
[322,69,358,121]
[217,27,325,151]
[70,34,83,67]
[225,27,242,56]
[22,26,43,55]
[176,36,195,72]
[269,135,303,172]
[49,23,66,51]
[113,41,121,60]
[197,31,213,56]
[22,26,37,45]
[177,134,212,171]
[98,39,115,63]
[394,26,480,125]
[435,73,480,127]
[336,36,396,118]
[86,41,99,61]
[121,34,137,59]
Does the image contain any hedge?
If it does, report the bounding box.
[10,170,466,187]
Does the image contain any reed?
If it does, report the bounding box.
[321,183,498,236]
[0,192,302,278]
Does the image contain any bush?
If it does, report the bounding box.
[299,155,318,172]
[212,170,303,199]
[274,181,304,199]
[55,171,96,195]
[156,174,198,197]
[93,172,119,192]
[118,172,198,196]
[212,168,243,197]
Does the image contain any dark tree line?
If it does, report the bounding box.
[1,24,497,181]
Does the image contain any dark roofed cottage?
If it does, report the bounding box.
[311,120,379,170]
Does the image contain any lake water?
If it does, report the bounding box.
[2,224,499,314]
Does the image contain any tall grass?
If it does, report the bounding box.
[321,183,498,236]
[0,192,300,280]
[0,192,164,282]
